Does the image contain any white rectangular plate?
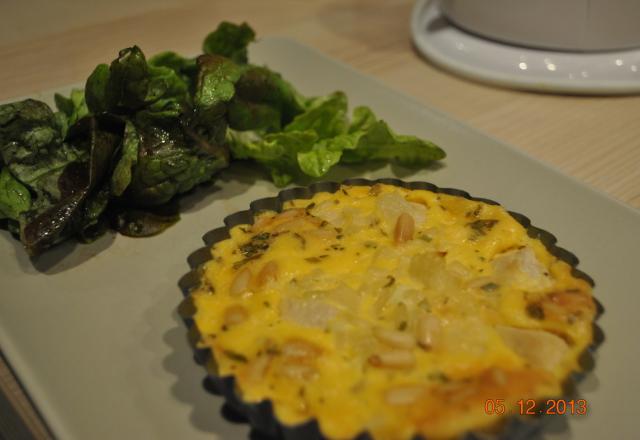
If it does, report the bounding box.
[1,37,639,439]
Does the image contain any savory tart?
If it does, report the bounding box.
[184,182,597,440]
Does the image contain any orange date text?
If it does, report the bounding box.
[484,399,588,416]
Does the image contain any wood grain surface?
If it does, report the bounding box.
[0,0,638,438]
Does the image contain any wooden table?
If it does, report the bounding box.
[1,0,638,438]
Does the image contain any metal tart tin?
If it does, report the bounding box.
[178,178,604,440]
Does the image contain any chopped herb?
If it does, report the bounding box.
[526,303,545,320]
[467,219,499,239]
[305,255,329,263]
[305,202,316,211]
[320,220,328,227]
[397,321,408,331]
[237,231,272,263]
[480,282,499,292]
[384,275,396,288]
[266,346,281,356]
[223,350,248,363]
[465,205,482,218]
[418,299,431,312]
[341,189,348,195]
[334,227,343,233]
[263,301,271,308]
[336,234,344,240]
[239,239,270,257]
[364,241,378,249]
[418,234,432,242]
[293,232,306,249]
[428,371,450,383]
[239,226,250,233]
[200,281,215,294]
[232,254,261,269]
[221,325,228,332]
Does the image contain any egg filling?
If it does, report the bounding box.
[188,183,596,440]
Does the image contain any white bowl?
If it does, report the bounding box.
[440,0,640,51]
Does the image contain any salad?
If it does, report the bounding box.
[0,22,445,256]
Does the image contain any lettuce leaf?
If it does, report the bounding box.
[228,129,317,186]
[341,106,445,165]
[202,21,255,64]
[228,66,306,132]
[0,168,31,220]
[228,97,445,186]
[111,120,139,197]
[54,89,89,137]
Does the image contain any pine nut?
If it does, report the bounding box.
[230,267,251,296]
[257,260,278,287]
[224,305,248,326]
[394,213,415,244]
[374,327,415,349]
[281,363,318,380]
[247,354,271,382]
[281,339,321,359]
[416,313,440,350]
[384,385,424,405]
[368,350,416,369]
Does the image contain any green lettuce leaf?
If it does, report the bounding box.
[148,51,197,91]
[228,129,317,186]
[194,54,244,111]
[202,21,255,64]
[285,91,347,138]
[228,98,445,186]
[340,106,445,165]
[111,120,139,196]
[126,118,228,206]
[228,65,306,131]
[15,114,123,255]
[54,89,89,136]
[0,99,85,213]
[85,46,190,119]
[0,168,31,220]
[85,64,111,114]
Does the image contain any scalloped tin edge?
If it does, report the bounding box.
[178,178,604,440]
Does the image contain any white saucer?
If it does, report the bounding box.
[411,0,640,94]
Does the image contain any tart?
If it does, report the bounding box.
[180,179,600,440]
